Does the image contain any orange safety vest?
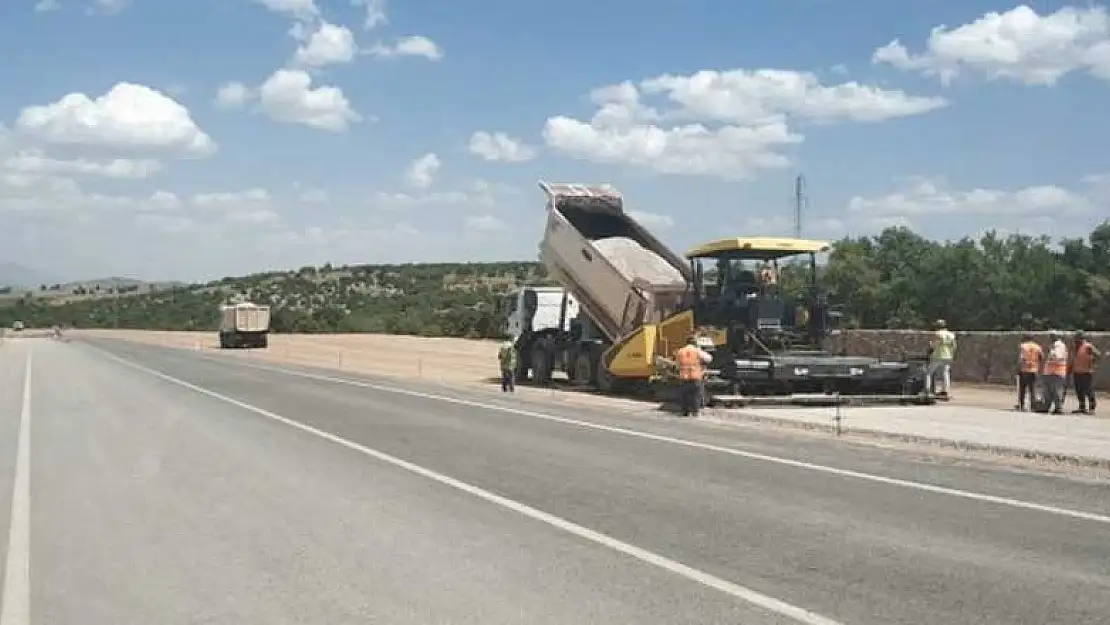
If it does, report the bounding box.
[1073,341,1096,374]
[1019,341,1042,374]
[675,345,704,381]
[1044,342,1068,377]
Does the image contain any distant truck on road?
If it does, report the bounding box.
[11,321,23,332]
[218,302,270,349]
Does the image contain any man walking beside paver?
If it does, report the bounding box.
[927,319,957,399]
[498,337,518,393]
[1043,330,1069,415]
[1070,330,1101,414]
[1016,333,1043,411]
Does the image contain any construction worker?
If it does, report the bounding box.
[758,262,777,294]
[927,319,957,398]
[1043,330,1069,414]
[675,335,712,417]
[1070,330,1100,414]
[497,337,518,393]
[1015,333,1043,411]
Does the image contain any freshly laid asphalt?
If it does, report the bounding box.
[2,336,1108,624]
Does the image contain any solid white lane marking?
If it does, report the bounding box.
[1,350,31,625]
[101,349,843,625]
[161,347,1110,527]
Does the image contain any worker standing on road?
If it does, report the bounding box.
[1015,333,1043,411]
[675,335,712,417]
[927,319,957,399]
[1043,330,1069,414]
[1070,331,1100,414]
[497,338,518,393]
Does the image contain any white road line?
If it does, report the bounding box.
[155,346,1110,527]
[100,349,843,625]
[1,350,32,625]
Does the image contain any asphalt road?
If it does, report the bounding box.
[2,337,1109,624]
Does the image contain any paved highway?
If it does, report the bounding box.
[2,337,1108,624]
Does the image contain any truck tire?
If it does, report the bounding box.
[532,344,552,386]
[573,352,594,387]
[219,333,229,349]
[258,334,268,348]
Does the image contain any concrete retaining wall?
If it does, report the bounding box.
[831,330,1110,391]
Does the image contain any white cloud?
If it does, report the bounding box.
[215,82,253,109]
[3,149,161,179]
[627,210,674,229]
[367,36,443,60]
[873,5,1110,86]
[351,0,387,29]
[253,0,317,19]
[370,190,472,210]
[34,0,60,12]
[88,0,128,14]
[543,69,944,179]
[640,69,948,124]
[190,188,281,225]
[257,69,361,131]
[847,177,1093,218]
[544,114,802,180]
[262,222,422,256]
[145,190,181,211]
[468,131,537,162]
[464,214,506,232]
[136,213,194,233]
[296,188,329,204]
[291,21,357,68]
[739,214,846,238]
[15,82,216,157]
[405,152,440,189]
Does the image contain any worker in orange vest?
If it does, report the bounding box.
[1070,330,1101,414]
[675,335,712,417]
[1015,333,1043,412]
[1043,330,1069,415]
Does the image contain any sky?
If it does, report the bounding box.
[2,0,1110,282]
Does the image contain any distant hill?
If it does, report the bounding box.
[0,262,55,289]
[0,261,550,337]
[0,273,186,301]
[1,222,1108,335]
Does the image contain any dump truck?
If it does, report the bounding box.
[531,181,931,406]
[500,285,582,382]
[218,301,270,349]
[525,181,692,390]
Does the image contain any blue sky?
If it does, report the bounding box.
[2,0,1109,281]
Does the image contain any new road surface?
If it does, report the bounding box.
[1,337,1108,624]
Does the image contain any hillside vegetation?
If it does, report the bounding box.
[2,223,1108,336]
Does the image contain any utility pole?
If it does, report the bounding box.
[793,174,806,240]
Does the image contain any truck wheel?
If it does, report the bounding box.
[595,350,613,392]
[259,335,268,348]
[573,352,594,387]
[532,346,551,386]
[219,334,228,349]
